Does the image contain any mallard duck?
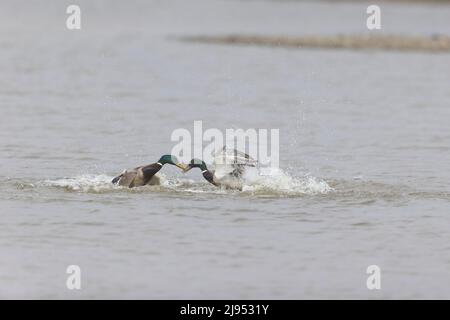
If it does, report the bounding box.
[183,158,247,190]
[112,155,186,188]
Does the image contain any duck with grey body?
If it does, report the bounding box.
[183,158,247,190]
[112,155,187,188]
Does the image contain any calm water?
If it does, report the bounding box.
[1,0,450,299]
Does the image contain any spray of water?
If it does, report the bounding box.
[40,168,332,197]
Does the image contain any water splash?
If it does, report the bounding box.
[41,174,118,192]
[240,167,332,195]
[39,169,332,197]
[41,174,165,193]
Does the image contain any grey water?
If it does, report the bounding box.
[1,0,450,299]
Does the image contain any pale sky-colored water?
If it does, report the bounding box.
[1,0,450,299]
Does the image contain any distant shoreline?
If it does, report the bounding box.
[181,34,450,53]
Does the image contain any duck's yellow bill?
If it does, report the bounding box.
[175,163,188,171]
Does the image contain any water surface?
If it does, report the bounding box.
[1,0,450,299]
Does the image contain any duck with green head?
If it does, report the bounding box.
[183,158,244,190]
[112,155,187,188]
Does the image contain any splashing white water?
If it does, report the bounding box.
[39,169,331,196]
[240,167,332,195]
[41,174,118,192]
[41,174,167,193]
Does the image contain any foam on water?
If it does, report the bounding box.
[240,167,332,195]
[41,174,165,193]
[41,174,119,192]
[39,168,332,197]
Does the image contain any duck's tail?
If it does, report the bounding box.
[111,174,122,184]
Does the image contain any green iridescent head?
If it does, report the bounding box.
[158,155,186,170]
[186,158,208,171]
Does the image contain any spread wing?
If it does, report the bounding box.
[213,147,257,179]
[213,146,257,166]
